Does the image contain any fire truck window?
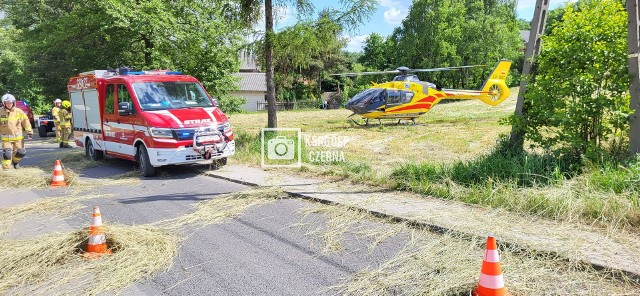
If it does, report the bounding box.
[117,84,133,111]
[105,84,115,114]
[133,82,214,111]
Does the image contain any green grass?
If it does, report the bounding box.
[229,91,640,230]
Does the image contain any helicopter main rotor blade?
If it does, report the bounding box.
[330,64,487,77]
[409,65,488,73]
[330,70,400,77]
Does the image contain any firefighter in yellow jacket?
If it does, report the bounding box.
[59,100,72,148]
[51,98,62,144]
[1,94,33,170]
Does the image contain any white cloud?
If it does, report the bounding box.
[379,0,408,25]
[345,35,369,52]
[383,7,407,25]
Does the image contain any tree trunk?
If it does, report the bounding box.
[142,35,153,66]
[265,0,277,128]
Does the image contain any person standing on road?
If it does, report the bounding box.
[58,100,72,148]
[52,98,62,144]
[0,94,33,170]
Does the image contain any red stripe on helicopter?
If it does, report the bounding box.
[388,103,432,112]
[417,96,438,103]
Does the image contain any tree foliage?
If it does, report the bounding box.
[358,33,392,70]
[0,0,243,107]
[264,13,350,102]
[512,0,629,159]
[388,0,522,88]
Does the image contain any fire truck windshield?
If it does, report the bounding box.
[133,82,214,111]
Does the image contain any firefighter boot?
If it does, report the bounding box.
[60,142,63,148]
[12,162,20,169]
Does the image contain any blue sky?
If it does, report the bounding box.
[270,0,571,52]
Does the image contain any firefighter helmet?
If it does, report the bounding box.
[2,93,16,103]
[62,100,71,109]
[54,98,62,104]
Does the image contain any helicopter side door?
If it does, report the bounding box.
[385,90,403,108]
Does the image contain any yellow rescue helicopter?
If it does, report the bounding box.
[332,60,512,126]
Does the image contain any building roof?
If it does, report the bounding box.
[234,72,267,92]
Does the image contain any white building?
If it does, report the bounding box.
[230,51,267,111]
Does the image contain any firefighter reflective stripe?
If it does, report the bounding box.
[1,134,24,141]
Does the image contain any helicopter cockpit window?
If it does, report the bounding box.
[349,89,383,106]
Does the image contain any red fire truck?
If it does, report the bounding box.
[69,69,235,177]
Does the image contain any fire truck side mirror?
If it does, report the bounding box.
[118,102,133,116]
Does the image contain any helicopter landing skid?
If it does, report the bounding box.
[349,117,370,126]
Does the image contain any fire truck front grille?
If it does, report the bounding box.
[174,128,196,141]
[186,154,203,161]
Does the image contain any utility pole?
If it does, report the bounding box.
[627,0,640,154]
[509,0,549,148]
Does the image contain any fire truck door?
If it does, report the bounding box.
[103,83,136,157]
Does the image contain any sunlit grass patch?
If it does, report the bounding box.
[298,203,404,254]
[0,192,113,236]
[0,224,180,295]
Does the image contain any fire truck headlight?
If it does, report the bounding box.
[149,127,174,138]
[222,121,231,133]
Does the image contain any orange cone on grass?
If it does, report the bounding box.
[83,206,111,257]
[471,235,511,296]
[50,159,67,187]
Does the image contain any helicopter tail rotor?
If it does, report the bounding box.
[478,60,512,106]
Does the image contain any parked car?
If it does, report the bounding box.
[36,113,56,137]
[15,100,35,129]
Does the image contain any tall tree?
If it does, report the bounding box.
[237,0,375,128]
[389,0,521,88]
[358,33,390,70]
[0,0,243,103]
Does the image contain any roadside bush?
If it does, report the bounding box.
[218,95,247,114]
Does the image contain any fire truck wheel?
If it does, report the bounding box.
[86,138,103,161]
[38,125,47,137]
[137,145,156,177]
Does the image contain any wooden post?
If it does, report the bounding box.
[627,0,640,154]
[509,0,549,148]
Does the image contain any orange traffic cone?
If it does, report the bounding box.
[83,206,111,258]
[50,159,67,187]
[471,235,511,296]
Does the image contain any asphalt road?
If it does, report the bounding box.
[2,136,407,295]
